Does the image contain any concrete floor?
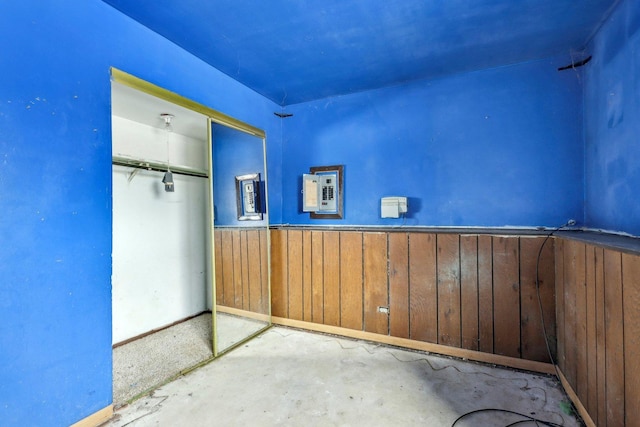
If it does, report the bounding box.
[106,326,581,427]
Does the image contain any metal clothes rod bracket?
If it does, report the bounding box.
[112,156,208,178]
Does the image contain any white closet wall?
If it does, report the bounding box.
[112,116,210,344]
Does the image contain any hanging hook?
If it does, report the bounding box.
[160,113,174,131]
[160,113,175,192]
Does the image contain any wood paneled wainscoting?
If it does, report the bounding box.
[214,228,270,315]
[269,227,557,373]
[554,234,640,427]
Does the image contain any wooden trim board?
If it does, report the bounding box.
[272,317,555,375]
[216,305,270,323]
[557,368,596,427]
[70,405,113,427]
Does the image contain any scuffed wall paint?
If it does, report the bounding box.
[584,0,640,236]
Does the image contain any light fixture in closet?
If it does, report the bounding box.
[160,113,175,192]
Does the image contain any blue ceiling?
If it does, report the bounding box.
[103,0,618,106]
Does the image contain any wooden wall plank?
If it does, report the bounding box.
[477,235,494,354]
[302,230,313,321]
[231,230,243,309]
[492,236,520,358]
[572,242,588,406]
[364,232,388,335]
[340,232,363,331]
[311,231,324,324]
[259,228,269,314]
[519,237,554,363]
[585,245,598,416]
[409,233,438,343]
[247,230,262,313]
[221,230,235,308]
[389,233,410,339]
[594,247,606,427]
[214,230,224,306]
[604,249,624,427]
[437,234,461,348]
[622,253,640,427]
[540,238,557,361]
[563,239,577,388]
[270,229,287,318]
[323,231,341,327]
[460,235,479,351]
[555,238,566,374]
[240,231,250,311]
[287,230,304,321]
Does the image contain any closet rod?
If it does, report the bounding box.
[112,156,208,178]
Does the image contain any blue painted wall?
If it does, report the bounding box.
[584,0,640,236]
[0,2,280,425]
[280,57,584,227]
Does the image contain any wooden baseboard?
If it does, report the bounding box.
[216,305,270,323]
[556,369,596,427]
[70,405,113,427]
[272,317,555,375]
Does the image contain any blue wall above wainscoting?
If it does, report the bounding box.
[280,57,585,228]
[584,0,640,236]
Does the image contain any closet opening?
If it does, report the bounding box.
[110,69,271,407]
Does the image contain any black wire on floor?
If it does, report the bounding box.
[450,220,583,427]
[451,408,563,426]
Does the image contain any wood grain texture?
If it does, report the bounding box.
[239,231,250,311]
[215,229,268,313]
[555,238,566,375]
[269,229,560,365]
[311,231,324,324]
[519,237,554,363]
[585,245,597,416]
[389,233,410,339]
[247,230,262,313]
[287,230,304,321]
[460,235,479,351]
[604,249,624,427]
[221,230,235,308]
[563,239,578,388]
[323,231,341,326]
[363,232,388,335]
[302,230,313,321]
[270,229,287,318]
[408,233,438,343]
[540,238,557,361]
[594,247,606,427]
[492,236,520,358]
[437,234,461,348]
[574,242,588,406]
[214,230,224,305]
[554,240,639,426]
[231,230,243,309]
[340,232,363,330]
[622,253,640,427]
[259,228,269,314]
[477,235,494,353]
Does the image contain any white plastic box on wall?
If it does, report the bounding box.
[381,196,408,218]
